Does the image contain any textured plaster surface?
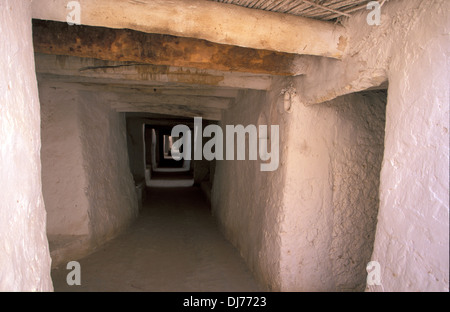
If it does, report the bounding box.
[280,91,386,291]
[78,91,139,248]
[367,0,449,292]
[0,0,53,291]
[213,75,386,291]
[40,86,90,237]
[40,84,138,268]
[290,0,449,291]
[294,1,448,106]
[212,84,287,291]
[1,0,446,293]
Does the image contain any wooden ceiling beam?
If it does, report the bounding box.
[37,80,240,98]
[104,93,231,110]
[32,20,304,76]
[31,0,347,58]
[34,54,273,90]
[112,102,222,121]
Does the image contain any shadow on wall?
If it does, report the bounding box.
[40,86,139,268]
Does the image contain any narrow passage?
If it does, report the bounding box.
[51,187,261,292]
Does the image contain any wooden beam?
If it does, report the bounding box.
[78,90,231,110]
[37,77,226,120]
[34,53,273,90]
[112,102,222,121]
[38,80,240,98]
[32,20,304,76]
[110,94,230,110]
[31,0,348,58]
[127,116,196,129]
[37,73,227,90]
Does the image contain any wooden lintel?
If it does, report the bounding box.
[32,20,303,76]
[31,0,347,58]
[37,80,240,98]
[34,54,273,90]
[113,102,222,121]
[110,94,230,110]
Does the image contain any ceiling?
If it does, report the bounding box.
[34,0,377,121]
[210,0,372,21]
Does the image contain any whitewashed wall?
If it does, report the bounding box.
[367,0,449,292]
[280,91,386,291]
[0,0,53,291]
[40,84,139,268]
[212,85,287,291]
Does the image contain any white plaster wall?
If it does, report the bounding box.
[39,83,138,266]
[213,83,386,291]
[290,0,449,291]
[40,85,90,236]
[78,91,139,247]
[212,81,289,291]
[126,118,146,184]
[0,0,53,291]
[367,0,449,292]
[280,91,386,291]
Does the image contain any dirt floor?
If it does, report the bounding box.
[51,187,262,292]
